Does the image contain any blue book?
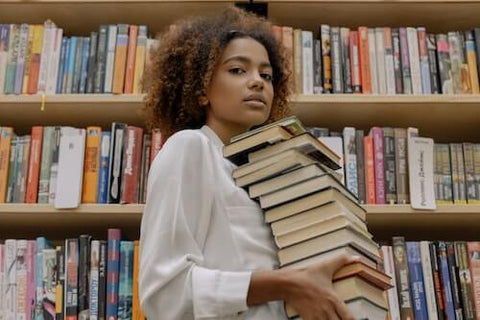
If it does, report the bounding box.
[106,228,121,320]
[97,131,111,203]
[437,241,456,320]
[61,37,72,94]
[118,241,134,320]
[406,241,429,320]
[65,36,77,93]
[79,37,90,93]
[56,37,68,93]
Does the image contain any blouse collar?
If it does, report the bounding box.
[200,125,224,150]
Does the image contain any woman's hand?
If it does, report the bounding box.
[283,253,359,320]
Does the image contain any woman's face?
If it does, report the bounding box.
[205,36,274,132]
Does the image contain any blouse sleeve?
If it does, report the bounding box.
[139,131,252,319]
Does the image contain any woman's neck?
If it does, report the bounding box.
[206,120,249,145]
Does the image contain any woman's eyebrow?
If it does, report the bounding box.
[222,55,272,68]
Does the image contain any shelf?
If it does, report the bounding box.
[366,204,480,241]
[0,94,146,134]
[291,94,480,142]
[2,203,480,241]
[0,204,144,240]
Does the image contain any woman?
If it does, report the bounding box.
[140,7,357,320]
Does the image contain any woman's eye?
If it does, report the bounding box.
[261,73,273,81]
[229,68,245,74]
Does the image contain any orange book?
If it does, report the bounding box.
[133,241,146,320]
[25,126,43,203]
[358,26,371,94]
[123,25,138,94]
[112,24,129,94]
[133,25,148,94]
[0,127,14,203]
[27,25,44,94]
[149,128,162,165]
[364,135,376,204]
[81,126,102,203]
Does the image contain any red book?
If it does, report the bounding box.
[358,26,371,94]
[123,25,138,94]
[25,126,43,203]
[120,126,143,204]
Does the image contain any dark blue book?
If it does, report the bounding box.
[437,241,457,320]
[97,131,111,204]
[406,241,429,320]
[117,241,134,320]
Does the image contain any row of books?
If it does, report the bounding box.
[273,24,480,95]
[382,237,480,320]
[0,21,158,95]
[224,116,392,319]
[308,126,480,207]
[0,124,163,206]
[0,229,145,320]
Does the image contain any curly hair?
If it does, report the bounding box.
[144,6,292,140]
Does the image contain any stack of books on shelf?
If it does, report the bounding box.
[0,228,145,320]
[224,116,392,319]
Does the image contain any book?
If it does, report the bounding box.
[259,173,358,209]
[247,132,341,170]
[408,136,436,210]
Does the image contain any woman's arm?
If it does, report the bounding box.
[247,254,358,320]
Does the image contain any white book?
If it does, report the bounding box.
[15,240,28,320]
[381,246,401,320]
[4,239,16,320]
[46,28,63,94]
[37,20,56,94]
[375,28,387,94]
[103,24,117,93]
[407,27,422,94]
[420,241,439,320]
[319,136,344,185]
[89,240,100,320]
[368,28,379,94]
[0,25,9,94]
[301,30,313,94]
[343,127,358,197]
[384,27,396,94]
[408,136,436,210]
[54,127,86,209]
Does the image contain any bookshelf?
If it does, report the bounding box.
[1,0,480,244]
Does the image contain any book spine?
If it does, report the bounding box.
[446,242,465,319]
[427,34,441,94]
[16,240,28,320]
[392,237,414,320]
[367,28,378,94]
[118,242,134,320]
[46,28,63,94]
[407,27,422,94]
[455,242,476,320]
[364,135,376,204]
[292,29,303,94]
[26,241,36,320]
[382,246,401,320]
[321,25,332,93]
[86,31,98,93]
[6,136,18,203]
[406,241,429,320]
[0,25,10,94]
[139,134,151,203]
[78,37,90,94]
[10,136,22,203]
[459,31,472,94]
[375,27,387,94]
[438,144,454,203]
[78,235,91,320]
[467,242,480,320]
[349,31,361,93]
[98,241,107,320]
[34,237,47,320]
[37,22,55,93]
[371,127,386,204]
[0,127,14,203]
[27,25,43,94]
[383,127,397,204]
[132,25,147,94]
[301,30,314,95]
[340,27,352,93]
[64,36,77,93]
[71,37,84,93]
[417,27,432,94]
[357,26,371,94]
[392,28,404,94]
[149,128,162,165]
[120,126,143,204]
[384,27,396,94]
[436,34,453,94]
[82,127,102,203]
[55,245,65,320]
[42,248,57,320]
[0,244,4,320]
[420,241,439,320]
[94,25,108,93]
[394,128,409,204]
[450,143,461,203]
[343,127,358,198]
[106,229,121,320]
[123,25,138,94]
[465,30,480,94]
[437,241,457,320]
[456,143,468,204]
[64,238,79,320]
[355,130,366,204]
[399,27,412,94]
[89,241,100,320]
[112,24,128,94]
[434,144,443,202]
[18,135,31,203]
[448,31,463,94]
[107,123,126,204]
[464,143,478,203]
[22,25,34,93]
[4,24,19,94]
[104,25,117,93]
[474,144,480,203]
[313,39,323,94]
[14,23,29,94]
[59,37,71,94]
[5,239,17,320]
[97,132,111,204]
[48,127,61,205]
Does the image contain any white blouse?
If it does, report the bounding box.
[139,125,287,320]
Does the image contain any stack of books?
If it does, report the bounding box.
[224,116,393,319]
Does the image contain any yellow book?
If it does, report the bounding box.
[112,24,129,94]
[0,127,14,203]
[81,126,101,203]
[133,25,147,94]
[27,25,44,94]
[22,25,35,93]
[133,241,146,320]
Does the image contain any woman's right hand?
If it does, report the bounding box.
[282,253,359,320]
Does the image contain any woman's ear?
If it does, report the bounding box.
[198,96,209,107]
